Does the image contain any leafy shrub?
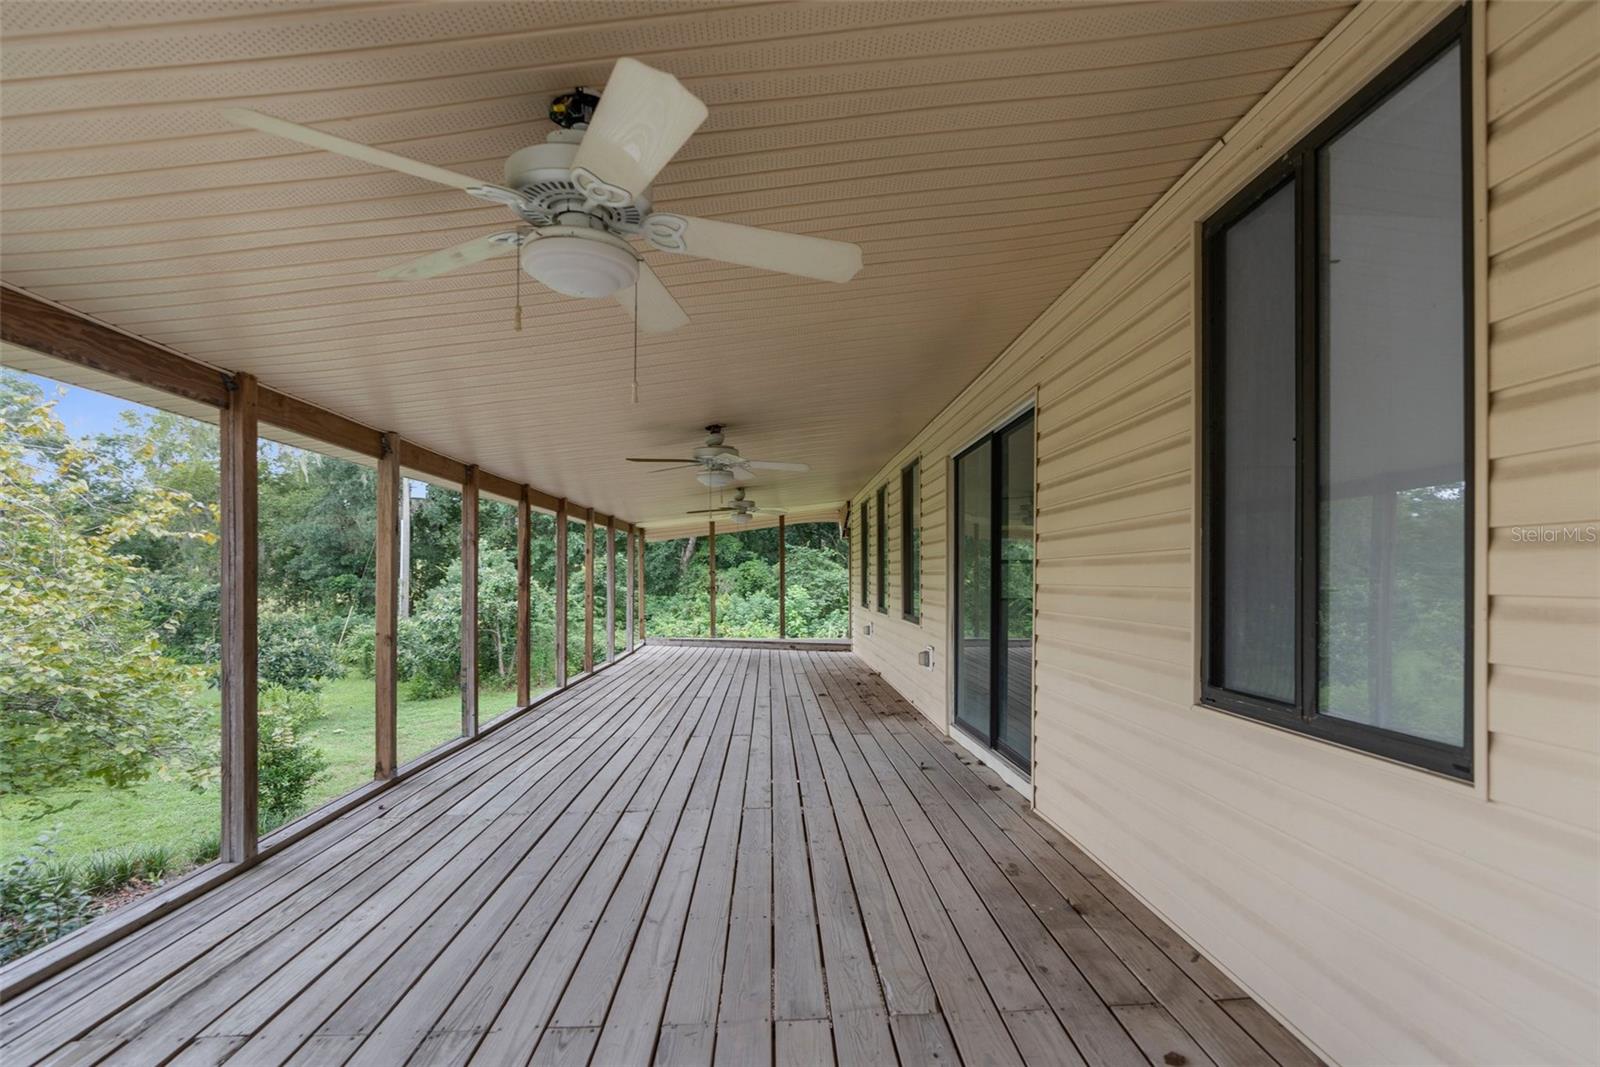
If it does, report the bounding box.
[397,560,465,699]
[0,831,95,964]
[257,686,329,823]
[0,392,217,800]
[338,616,377,678]
[258,607,342,692]
[75,842,178,896]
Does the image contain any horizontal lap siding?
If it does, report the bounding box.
[1484,0,1600,851]
[849,2,1600,1063]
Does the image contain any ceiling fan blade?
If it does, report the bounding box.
[743,460,810,472]
[615,262,689,334]
[684,507,734,514]
[644,214,862,283]
[378,231,523,282]
[731,466,755,482]
[569,58,707,208]
[221,108,524,205]
[625,457,696,464]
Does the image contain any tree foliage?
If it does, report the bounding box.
[643,524,848,639]
[0,380,217,800]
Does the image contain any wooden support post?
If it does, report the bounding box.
[625,525,635,655]
[605,516,617,663]
[374,433,400,779]
[219,373,259,862]
[637,527,647,643]
[461,466,479,737]
[554,500,568,685]
[778,514,787,639]
[515,486,531,706]
[584,510,595,672]
[708,521,718,638]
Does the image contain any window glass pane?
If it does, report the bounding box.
[1318,46,1465,746]
[642,535,710,637]
[1214,181,1298,703]
[859,502,869,606]
[902,462,920,620]
[783,522,850,638]
[1,366,221,957]
[875,486,888,612]
[954,439,993,739]
[257,434,377,828]
[478,498,519,716]
[397,477,464,761]
[998,416,1034,764]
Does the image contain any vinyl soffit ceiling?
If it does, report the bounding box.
[0,0,1353,534]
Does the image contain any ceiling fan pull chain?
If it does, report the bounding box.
[513,242,523,332]
[631,279,640,404]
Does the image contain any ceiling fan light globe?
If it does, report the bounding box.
[521,236,637,298]
[696,470,735,489]
[731,511,752,525]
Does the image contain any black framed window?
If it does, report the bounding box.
[1200,10,1472,780]
[901,460,921,622]
[859,500,869,608]
[875,484,888,613]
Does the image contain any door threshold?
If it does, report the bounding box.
[948,724,1031,797]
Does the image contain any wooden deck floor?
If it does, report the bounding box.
[1,645,1320,1067]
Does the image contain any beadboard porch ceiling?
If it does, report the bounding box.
[0,0,1352,532]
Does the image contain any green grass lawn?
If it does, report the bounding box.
[0,675,520,867]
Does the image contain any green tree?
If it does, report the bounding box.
[0,386,217,801]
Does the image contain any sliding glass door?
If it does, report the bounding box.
[953,410,1035,772]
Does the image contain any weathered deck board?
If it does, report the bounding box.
[0,646,1321,1067]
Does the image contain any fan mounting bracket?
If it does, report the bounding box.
[548,87,599,129]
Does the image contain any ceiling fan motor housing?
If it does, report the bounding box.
[502,131,650,230]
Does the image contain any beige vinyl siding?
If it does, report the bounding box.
[848,2,1600,1063]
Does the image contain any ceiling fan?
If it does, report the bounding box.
[221,58,863,334]
[686,489,781,525]
[628,424,808,487]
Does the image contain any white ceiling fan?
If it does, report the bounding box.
[686,489,781,525]
[221,58,863,334]
[628,424,808,487]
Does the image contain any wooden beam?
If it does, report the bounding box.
[584,510,595,672]
[398,440,468,486]
[606,515,617,662]
[374,433,400,779]
[708,521,718,639]
[554,500,568,685]
[257,386,381,458]
[478,469,520,503]
[515,486,531,706]
[778,514,787,639]
[218,373,259,863]
[527,486,561,515]
[0,287,229,407]
[460,466,479,738]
